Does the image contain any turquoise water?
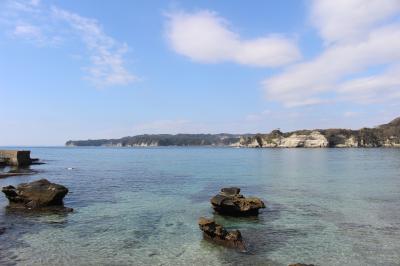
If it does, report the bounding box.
[0,147,400,266]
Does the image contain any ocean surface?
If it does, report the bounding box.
[0,147,399,266]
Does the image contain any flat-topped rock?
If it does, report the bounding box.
[221,187,241,195]
[210,187,265,216]
[198,217,246,252]
[0,150,34,166]
[2,179,72,212]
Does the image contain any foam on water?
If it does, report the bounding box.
[0,147,399,265]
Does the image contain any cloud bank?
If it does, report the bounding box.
[263,0,400,107]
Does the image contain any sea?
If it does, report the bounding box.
[0,147,399,266]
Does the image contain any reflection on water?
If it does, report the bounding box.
[0,147,400,265]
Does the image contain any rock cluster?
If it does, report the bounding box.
[198,217,246,252]
[2,179,72,212]
[210,187,265,216]
[197,187,265,252]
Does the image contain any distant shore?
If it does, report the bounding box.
[66,117,400,148]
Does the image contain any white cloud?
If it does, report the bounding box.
[134,119,190,131]
[2,1,136,87]
[343,111,360,118]
[263,0,400,107]
[338,65,400,103]
[6,0,41,13]
[165,10,300,67]
[245,109,271,122]
[311,0,400,44]
[13,23,43,41]
[30,0,40,6]
[52,7,136,87]
[132,119,213,134]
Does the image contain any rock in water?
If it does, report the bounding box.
[210,187,265,216]
[198,217,246,252]
[221,187,241,195]
[2,179,72,211]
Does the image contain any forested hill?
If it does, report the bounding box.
[65,134,246,147]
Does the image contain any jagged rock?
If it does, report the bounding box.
[2,179,72,212]
[288,264,315,266]
[210,187,265,216]
[198,217,246,252]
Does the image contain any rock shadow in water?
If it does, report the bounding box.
[208,202,313,266]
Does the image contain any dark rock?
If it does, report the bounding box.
[198,217,246,252]
[210,187,265,216]
[288,264,315,266]
[2,179,72,212]
[0,227,5,235]
[221,187,241,195]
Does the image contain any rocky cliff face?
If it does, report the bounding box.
[239,131,329,148]
[239,117,400,148]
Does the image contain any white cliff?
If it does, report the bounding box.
[278,131,329,148]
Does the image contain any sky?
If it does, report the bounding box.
[0,0,400,146]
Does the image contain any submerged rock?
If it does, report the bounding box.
[0,227,5,235]
[1,179,72,212]
[198,217,246,252]
[0,169,38,179]
[210,187,265,216]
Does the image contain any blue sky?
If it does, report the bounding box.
[1,0,400,145]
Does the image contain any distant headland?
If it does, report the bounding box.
[66,117,400,148]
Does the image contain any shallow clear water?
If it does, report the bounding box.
[0,147,400,266]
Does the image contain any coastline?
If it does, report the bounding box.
[65,117,400,148]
